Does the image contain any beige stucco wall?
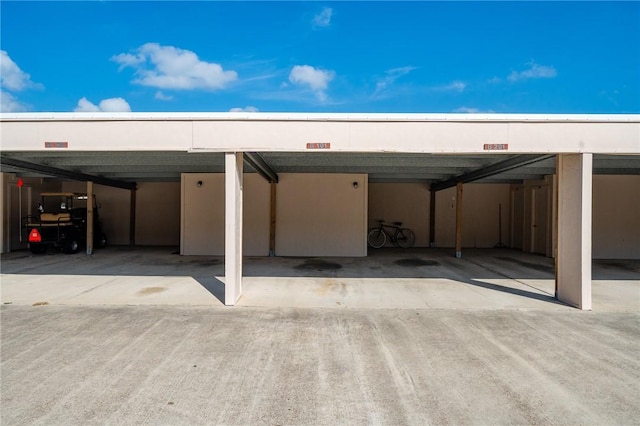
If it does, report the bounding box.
[276,173,368,257]
[181,173,270,256]
[593,175,640,259]
[368,183,430,247]
[134,182,181,246]
[181,173,223,255]
[435,184,511,248]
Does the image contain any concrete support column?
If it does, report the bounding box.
[556,153,592,310]
[225,152,244,305]
[86,181,94,255]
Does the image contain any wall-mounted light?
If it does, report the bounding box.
[353,181,359,189]
[197,180,203,187]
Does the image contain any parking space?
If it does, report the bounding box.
[2,247,639,424]
[1,246,638,311]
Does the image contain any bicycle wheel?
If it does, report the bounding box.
[396,228,416,248]
[367,228,387,248]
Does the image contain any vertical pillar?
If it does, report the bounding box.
[129,188,136,246]
[86,181,94,255]
[455,183,463,258]
[429,189,436,247]
[556,154,592,310]
[225,152,244,305]
[269,181,277,256]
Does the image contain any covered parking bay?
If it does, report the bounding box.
[1,245,639,312]
[1,113,639,310]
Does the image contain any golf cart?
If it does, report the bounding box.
[23,192,108,254]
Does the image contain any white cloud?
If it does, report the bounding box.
[74,97,131,112]
[99,97,132,112]
[111,52,145,71]
[0,89,27,112]
[453,106,495,113]
[154,91,173,101]
[230,106,259,112]
[112,43,238,90]
[454,106,480,113]
[289,65,334,91]
[508,61,557,82]
[289,65,335,102]
[74,97,101,112]
[0,51,42,111]
[434,81,467,93]
[374,66,416,96]
[1,50,42,91]
[313,7,333,28]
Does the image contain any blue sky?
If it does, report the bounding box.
[1,1,638,114]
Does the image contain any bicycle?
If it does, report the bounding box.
[367,220,416,248]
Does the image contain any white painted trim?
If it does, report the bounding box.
[1,112,638,123]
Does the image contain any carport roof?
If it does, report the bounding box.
[1,113,639,186]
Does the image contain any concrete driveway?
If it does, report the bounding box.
[1,247,639,424]
[2,305,639,425]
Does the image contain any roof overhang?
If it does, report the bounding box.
[1,113,638,185]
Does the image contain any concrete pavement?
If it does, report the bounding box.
[2,305,639,425]
[1,248,639,424]
[1,247,638,311]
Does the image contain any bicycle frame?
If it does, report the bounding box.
[367,220,415,248]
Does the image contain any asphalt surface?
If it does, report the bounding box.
[2,305,639,425]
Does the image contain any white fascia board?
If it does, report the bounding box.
[190,120,640,154]
[1,113,639,154]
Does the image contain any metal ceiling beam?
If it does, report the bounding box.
[593,168,640,175]
[430,154,555,192]
[0,156,137,190]
[243,152,279,183]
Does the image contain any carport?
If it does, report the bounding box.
[1,113,639,309]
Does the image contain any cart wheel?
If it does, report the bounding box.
[96,233,108,249]
[63,239,79,254]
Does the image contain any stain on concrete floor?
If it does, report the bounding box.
[394,258,440,267]
[137,287,168,296]
[294,259,343,271]
[178,259,221,267]
[596,260,640,273]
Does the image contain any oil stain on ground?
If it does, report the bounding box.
[596,260,640,273]
[178,259,221,267]
[394,259,440,267]
[137,287,168,296]
[295,259,343,271]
